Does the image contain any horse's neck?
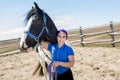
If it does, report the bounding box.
[46,15,58,32]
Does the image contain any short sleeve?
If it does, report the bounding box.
[67,46,74,56]
[48,44,52,51]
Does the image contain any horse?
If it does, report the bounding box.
[20,2,58,80]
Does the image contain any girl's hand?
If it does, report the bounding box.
[52,61,61,67]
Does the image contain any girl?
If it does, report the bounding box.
[41,29,74,80]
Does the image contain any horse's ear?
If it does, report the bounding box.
[34,2,39,9]
[33,2,43,12]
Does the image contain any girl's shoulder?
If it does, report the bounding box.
[64,44,73,51]
[64,44,74,55]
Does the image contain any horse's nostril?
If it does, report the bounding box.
[19,41,28,51]
[23,42,28,48]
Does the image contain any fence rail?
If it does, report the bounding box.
[83,30,110,37]
[0,43,18,49]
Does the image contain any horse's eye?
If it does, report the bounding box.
[34,15,37,18]
[32,14,39,20]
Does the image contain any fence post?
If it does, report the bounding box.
[110,21,115,47]
[79,27,84,47]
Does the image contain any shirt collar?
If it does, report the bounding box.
[56,43,66,49]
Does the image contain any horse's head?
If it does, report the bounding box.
[20,2,58,51]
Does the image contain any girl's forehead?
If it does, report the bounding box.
[58,31,66,35]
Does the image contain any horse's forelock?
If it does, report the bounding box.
[25,6,43,24]
[25,8,35,24]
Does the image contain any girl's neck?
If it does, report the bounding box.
[58,43,64,48]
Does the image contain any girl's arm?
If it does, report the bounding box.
[52,55,74,68]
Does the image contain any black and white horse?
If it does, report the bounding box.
[20,2,58,80]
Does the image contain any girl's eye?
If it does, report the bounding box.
[58,35,66,38]
[62,36,66,38]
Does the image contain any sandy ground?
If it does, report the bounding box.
[0,47,120,80]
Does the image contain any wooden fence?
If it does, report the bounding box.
[68,21,120,47]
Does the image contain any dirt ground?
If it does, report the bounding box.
[0,46,120,80]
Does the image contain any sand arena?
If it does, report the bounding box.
[0,46,120,80]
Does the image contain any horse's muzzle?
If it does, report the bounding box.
[20,42,29,52]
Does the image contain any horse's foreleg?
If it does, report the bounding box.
[38,58,48,80]
[32,61,44,76]
[38,46,48,80]
[43,61,48,80]
[32,61,40,76]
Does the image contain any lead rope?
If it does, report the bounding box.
[38,45,57,80]
[48,62,57,80]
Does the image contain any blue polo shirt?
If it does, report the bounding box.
[48,43,74,74]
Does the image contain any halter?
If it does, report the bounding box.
[24,11,49,43]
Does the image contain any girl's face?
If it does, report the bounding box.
[57,31,67,46]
